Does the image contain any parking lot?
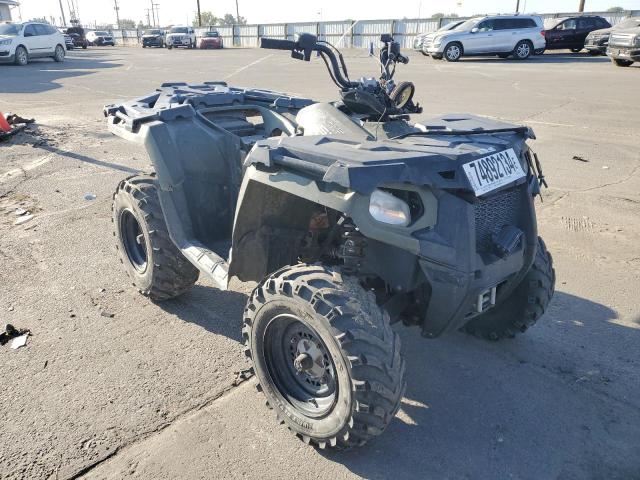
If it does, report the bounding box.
[1,46,639,479]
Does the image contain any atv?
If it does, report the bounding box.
[104,33,555,449]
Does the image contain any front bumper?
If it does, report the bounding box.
[167,37,192,46]
[142,37,163,46]
[0,51,15,63]
[416,180,538,337]
[607,46,640,61]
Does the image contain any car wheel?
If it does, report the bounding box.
[82,44,87,49]
[443,42,462,62]
[513,40,532,60]
[53,44,65,62]
[612,58,633,67]
[167,45,172,50]
[14,46,28,66]
[571,48,582,53]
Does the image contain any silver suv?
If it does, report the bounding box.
[424,15,545,62]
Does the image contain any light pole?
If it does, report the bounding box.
[578,0,585,12]
[235,0,240,23]
[197,0,202,27]
[114,0,120,29]
[515,0,520,13]
[58,0,67,26]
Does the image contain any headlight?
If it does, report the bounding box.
[0,39,12,46]
[433,36,443,46]
[369,189,411,226]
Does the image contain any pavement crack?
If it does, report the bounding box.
[62,369,254,479]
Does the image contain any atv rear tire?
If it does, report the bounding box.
[463,237,555,340]
[243,264,405,449]
[112,175,199,300]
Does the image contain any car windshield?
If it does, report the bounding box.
[0,23,22,36]
[205,32,219,37]
[615,18,640,29]
[144,30,162,35]
[544,18,566,29]
[94,31,109,36]
[453,18,481,31]
[439,20,463,32]
[170,27,188,33]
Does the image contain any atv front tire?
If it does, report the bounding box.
[243,264,405,449]
[112,175,199,300]
[463,237,555,340]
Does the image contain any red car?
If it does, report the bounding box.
[198,31,223,49]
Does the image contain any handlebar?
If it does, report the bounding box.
[259,38,297,51]
[260,34,358,90]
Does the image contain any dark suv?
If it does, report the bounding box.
[585,17,640,55]
[543,15,611,52]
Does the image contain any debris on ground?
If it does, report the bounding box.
[0,111,34,142]
[100,311,115,318]
[6,114,35,126]
[14,214,34,225]
[10,334,29,349]
[232,368,254,386]
[0,324,31,347]
[572,155,589,163]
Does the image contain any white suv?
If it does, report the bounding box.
[424,15,545,62]
[0,22,66,66]
[166,26,196,49]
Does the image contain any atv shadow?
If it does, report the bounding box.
[457,52,610,64]
[158,283,249,343]
[322,291,640,479]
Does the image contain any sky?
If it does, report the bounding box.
[12,0,640,27]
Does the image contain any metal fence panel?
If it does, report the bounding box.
[260,24,285,38]
[105,9,639,49]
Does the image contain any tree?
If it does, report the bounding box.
[221,13,246,25]
[432,13,458,19]
[192,11,218,27]
[29,17,50,24]
[606,6,624,12]
[119,18,136,29]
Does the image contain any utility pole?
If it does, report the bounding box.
[515,0,520,13]
[578,0,585,12]
[235,0,240,23]
[150,0,156,27]
[153,3,160,26]
[113,0,120,29]
[145,9,151,27]
[196,0,202,27]
[58,0,67,26]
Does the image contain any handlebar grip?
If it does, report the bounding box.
[260,38,297,50]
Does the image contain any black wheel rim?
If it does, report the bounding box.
[120,209,148,272]
[263,314,337,418]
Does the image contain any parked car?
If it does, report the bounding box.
[65,26,88,49]
[542,15,610,53]
[166,26,196,49]
[423,15,545,61]
[142,29,165,48]
[413,20,464,55]
[198,30,223,49]
[607,26,640,67]
[62,33,74,50]
[585,17,640,55]
[0,21,66,66]
[87,30,115,46]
